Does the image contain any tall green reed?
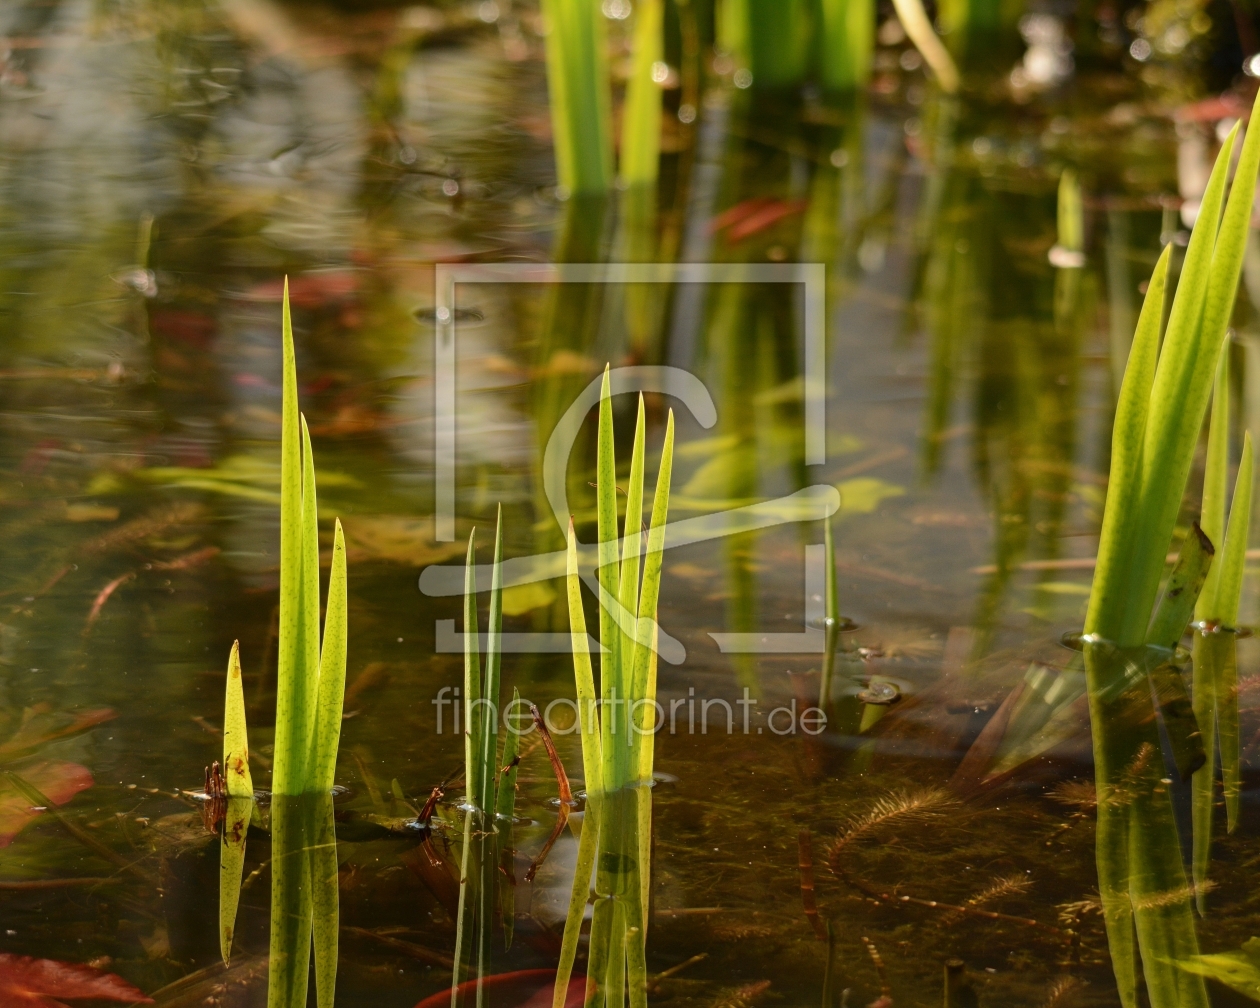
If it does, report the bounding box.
[728,0,812,89]
[818,0,874,91]
[1083,100,1260,1008]
[541,0,614,195]
[554,371,674,1008]
[889,0,959,92]
[268,281,350,1008]
[450,509,509,1001]
[614,0,667,360]
[1190,351,1253,911]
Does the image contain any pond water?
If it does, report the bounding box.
[0,2,1258,1007]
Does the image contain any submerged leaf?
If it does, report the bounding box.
[0,953,152,1006]
[0,762,93,847]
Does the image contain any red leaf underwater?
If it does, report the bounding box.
[0,763,94,847]
[413,969,586,1008]
[0,954,152,1006]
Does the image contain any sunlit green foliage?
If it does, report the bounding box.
[266,282,350,1008]
[1083,95,1260,1008]
[555,370,674,1008]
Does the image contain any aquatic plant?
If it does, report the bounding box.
[553,371,674,1008]
[268,282,350,1008]
[619,0,663,190]
[1083,98,1260,1008]
[889,0,960,93]
[720,0,812,89]
[818,0,874,91]
[541,0,614,195]
[219,641,252,965]
[450,510,509,998]
[614,0,666,360]
[1190,352,1253,911]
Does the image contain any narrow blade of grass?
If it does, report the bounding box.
[223,641,253,799]
[267,795,314,1008]
[496,688,521,950]
[619,0,663,187]
[463,529,484,812]
[1121,124,1238,645]
[312,520,347,795]
[1084,244,1170,639]
[1218,432,1252,831]
[298,415,322,794]
[310,793,339,1008]
[274,279,310,796]
[630,410,674,783]
[596,368,626,790]
[554,792,601,1008]
[889,0,959,92]
[568,519,603,795]
[480,508,504,816]
[1196,347,1231,621]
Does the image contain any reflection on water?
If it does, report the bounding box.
[0,1,1258,1006]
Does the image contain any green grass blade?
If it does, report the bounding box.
[1121,123,1239,644]
[481,508,504,816]
[274,279,311,797]
[567,519,603,795]
[1191,629,1227,911]
[310,792,339,1008]
[496,689,521,950]
[299,415,322,792]
[819,0,874,90]
[1216,432,1253,629]
[1057,169,1084,254]
[554,792,601,1008]
[451,808,475,1006]
[540,0,613,194]
[634,780,652,948]
[219,796,251,964]
[312,520,347,796]
[630,411,674,784]
[463,530,484,811]
[267,795,314,1008]
[619,396,646,602]
[1196,346,1231,620]
[597,368,622,787]
[223,641,253,798]
[1201,96,1260,382]
[1220,432,1252,831]
[1146,524,1215,651]
[619,0,662,187]
[819,515,839,709]
[889,0,959,92]
[1084,245,1170,638]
